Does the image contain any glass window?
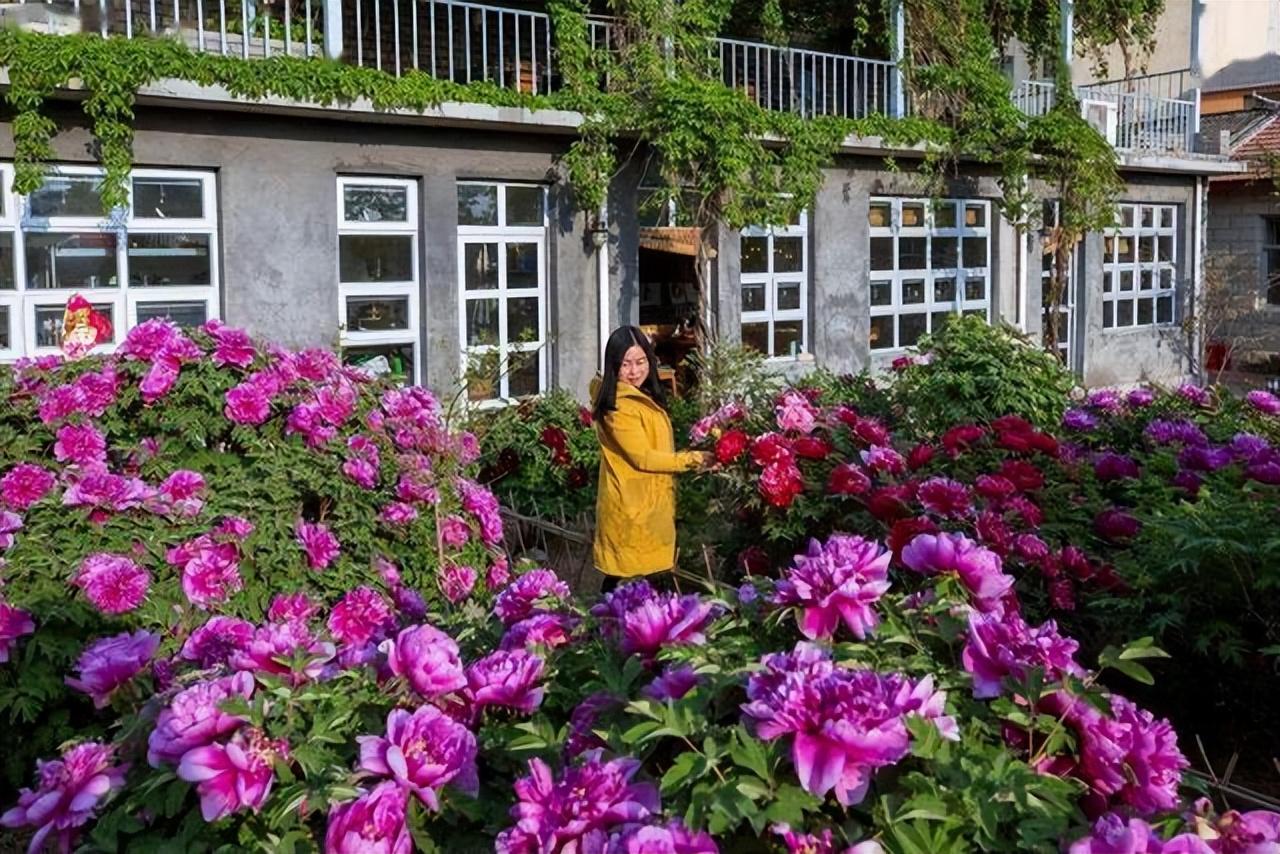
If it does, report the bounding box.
[345,296,410,331]
[28,175,103,219]
[505,186,544,227]
[132,177,205,219]
[136,301,208,327]
[24,233,118,290]
[739,211,808,358]
[0,233,14,290]
[343,184,409,223]
[339,235,414,283]
[35,302,115,348]
[1102,203,1177,329]
[0,305,9,350]
[457,184,498,226]
[126,233,212,286]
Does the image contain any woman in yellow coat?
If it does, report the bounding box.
[591,326,711,585]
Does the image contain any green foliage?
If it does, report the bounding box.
[892,314,1076,434]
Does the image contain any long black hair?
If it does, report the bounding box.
[592,325,666,421]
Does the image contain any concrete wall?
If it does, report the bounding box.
[1208,180,1280,354]
[0,103,599,399]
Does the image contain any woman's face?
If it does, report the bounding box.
[619,344,650,388]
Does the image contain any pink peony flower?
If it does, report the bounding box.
[1076,695,1188,815]
[616,591,719,659]
[342,457,379,489]
[776,390,818,434]
[153,470,206,518]
[605,820,720,854]
[224,383,273,425]
[72,553,151,614]
[214,515,255,541]
[771,825,883,854]
[296,520,340,570]
[643,664,701,702]
[147,671,255,767]
[207,322,257,369]
[379,502,418,526]
[177,727,286,821]
[357,706,478,809]
[0,463,55,511]
[0,509,22,551]
[268,591,320,623]
[1066,814,1212,854]
[486,557,514,591]
[0,741,127,853]
[439,564,477,604]
[230,620,335,685]
[466,649,546,714]
[440,514,471,548]
[917,477,972,518]
[500,613,579,652]
[961,610,1081,698]
[324,782,412,854]
[65,629,160,708]
[174,538,244,609]
[0,598,36,663]
[380,624,467,699]
[457,478,503,546]
[901,533,1015,613]
[328,587,394,647]
[180,616,255,668]
[772,534,892,641]
[860,445,906,475]
[53,423,108,467]
[62,469,154,521]
[493,569,572,626]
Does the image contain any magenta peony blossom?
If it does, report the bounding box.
[1245,389,1280,415]
[0,741,127,853]
[180,616,255,668]
[466,649,546,714]
[224,382,273,425]
[65,630,159,708]
[357,706,478,809]
[439,564,477,604]
[1177,383,1212,407]
[0,509,22,551]
[1094,508,1142,542]
[961,611,1081,698]
[440,514,471,548]
[153,470,206,517]
[494,569,572,626]
[605,820,719,854]
[776,390,818,434]
[324,782,413,854]
[860,444,906,475]
[1076,695,1188,815]
[1094,451,1142,482]
[457,478,503,545]
[342,457,379,489]
[72,553,151,614]
[230,620,335,685]
[381,623,467,698]
[900,532,1015,613]
[917,477,973,518]
[1067,814,1212,854]
[564,692,620,760]
[328,587,394,647]
[486,558,514,591]
[501,613,578,652]
[618,592,719,659]
[644,664,701,701]
[742,643,957,806]
[494,752,661,854]
[296,520,340,570]
[379,502,418,526]
[147,671,255,767]
[174,537,243,608]
[61,469,154,521]
[207,321,257,369]
[0,598,36,663]
[828,463,871,496]
[771,825,884,854]
[772,534,892,641]
[177,727,286,821]
[53,423,108,467]
[1063,408,1099,432]
[268,591,320,623]
[0,463,55,511]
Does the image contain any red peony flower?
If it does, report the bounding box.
[867,483,916,523]
[887,516,938,563]
[578,407,594,427]
[852,417,890,447]
[906,443,936,470]
[759,460,804,508]
[792,435,832,461]
[540,426,568,452]
[999,460,1045,492]
[941,424,986,456]
[750,433,792,467]
[715,429,750,465]
[737,546,772,576]
[827,463,871,496]
[567,466,590,489]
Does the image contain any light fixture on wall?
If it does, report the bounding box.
[589,215,609,250]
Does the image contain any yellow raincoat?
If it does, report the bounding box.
[592,380,703,577]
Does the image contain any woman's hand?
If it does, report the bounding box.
[697,451,720,472]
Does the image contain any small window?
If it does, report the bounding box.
[1102,203,1178,329]
[739,211,809,359]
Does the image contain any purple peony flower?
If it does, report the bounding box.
[147,672,255,767]
[961,611,1081,698]
[0,509,22,551]
[72,553,151,615]
[1231,433,1271,461]
[1093,451,1142,482]
[643,664,701,701]
[1177,383,1212,407]
[1126,387,1156,408]
[1085,388,1124,414]
[494,752,661,854]
[1076,695,1188,815]
[380,624,467,699]
[742,643,956,806]
[1246,450,1280,485]
[772,825,884,854]
[1246,389,1280,415]
[180,616,255,668]
[65,630,160,708]
[1067,813,1212,854]
[268,591,320,623]
[466,649,546,715]
[605,820,719,854]
[230,620,335,685]
[619,592,719,659]
[175,538,243,609]
[771,534,892,641]
[440,514,471,548]
[379,502,418,526]
[494,569,572,626]
[1094,509,1142,542]
[358,706,478,810]
[457,478,503,546]
[900,533,1014,613]
[0,742,127,853]
[62,469,154,522]
[324,782,412,854]
[54,423,107,467]
[1063,408,1099,432]
[296,520,341,570]
[564,693,620,760]
[342,457,379,490]
[0,463,56,511]
[177,727,286,821]
[328,587,394,647]
[0,598,36,663]
[224,382,273,425]
[501,613,579,652]
[438,564,477,604]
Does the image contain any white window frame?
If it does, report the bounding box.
[740,210,808,360]
[868,197,991,352]
[0,164,20,361]
[1040,201,1077,366]
[0,164,220,362]
[1263,216,1280,308]
[456,181,547,404]
[1102,203,1177,331]
[336,176,421,384]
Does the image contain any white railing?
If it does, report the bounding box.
[1012,79,1056,117]
[1013,74,1197,154]
[716,38,897,119]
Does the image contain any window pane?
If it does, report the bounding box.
[136,301,207,328]
[29,175,103,218]
[869,315,894,350]
[506,243,540,289]
[508,353,541,397]
[133,177,204,219]
[1141,206,1154,228]
[0,305,9,349]
[1161,207,1174,228]
[505,186,543,226]
[463,243,499,290]
[1117,236,1135,263]
[964,204,986,227]
[1157,235,1173,262]
[742,322,769,355]
[934,202,956,228]
[1160,268,1174,291]
[1104,235,1115,261]
[1120,270,1133,292]
[868,202,891,228]
[507,297,540,343]
[902,279,925,305]
[742,282,766,312]
[1103,271,1112,293]
[1103,301,1114,328]
[1117,300,1134,326]
[870,237,894,271]
[741,236,768,273]
[933,277,956,302]
[932,236,958,268]
[1139,270,1153,291]
[35,303,114,348]
[899,313,927,347]
[964,277,986,301]
[127,233,212,286]
[465,299,500,345]
[1139,237,1155,263]
[901,203,925,227]
[339,235,413,283]
[0,233,13,289]
[930,311,953,333]
[345,343,413,384]
[343,185,408,223]
[773,237,803,273]
[458,184,499,226]
[773,320,803,357]
[899,237,927,269]
[1137,297,1153,325]
[346,296,410,331]
[1157,295,1173,323]
[870,280,892,307]
[467,351,501,401]
[1120,206,1135,228]
[776,281,802,311]
[24,232,118,289]
[962,237,987,268]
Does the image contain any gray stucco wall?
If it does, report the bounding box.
[1,102,599,400]
[1207,180,1280,356]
